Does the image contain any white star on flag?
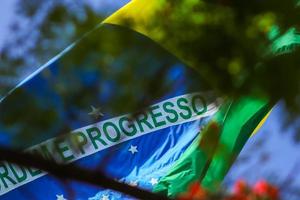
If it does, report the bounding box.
[150,178,158,186]
[128,145,138,154]
[200,125,206,132]
[129,180,138,187]
[56,194,67,200]
[88,106,104,119]
[114,178,121,182]
[101,194,109,200]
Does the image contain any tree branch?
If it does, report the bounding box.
[0,147,171,200]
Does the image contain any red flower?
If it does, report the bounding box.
[178,182,207,200]
[253,180,269,195]
[233,179,248,195]
[224,195,249,200]
[178,179,279,200]
[268,186,279,200]
[253,180,279,199]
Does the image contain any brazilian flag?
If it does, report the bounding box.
[0,0,276,199]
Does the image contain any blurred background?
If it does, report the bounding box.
[0,0,129,94]
[1,1,300,200]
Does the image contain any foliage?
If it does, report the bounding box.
[2,0,300,119]
[0,0,104,95]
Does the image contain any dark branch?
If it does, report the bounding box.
[0,147,171,200]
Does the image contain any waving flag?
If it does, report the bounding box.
[0,21,220,200]
[0,1,272,200]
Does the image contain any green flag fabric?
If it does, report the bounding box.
[153,97,270,197]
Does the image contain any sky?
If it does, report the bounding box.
[225,103,300,199]
[0,0,130,52]
[0,0,17,51]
